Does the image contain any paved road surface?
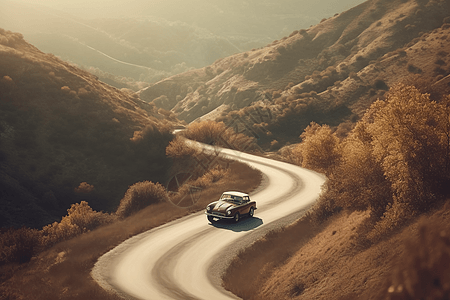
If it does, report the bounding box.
[92,145,325,299]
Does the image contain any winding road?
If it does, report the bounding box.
[92,145,325,300]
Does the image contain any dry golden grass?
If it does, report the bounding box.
[223,216,322,299]
[224,200,450,300]
[0,160,261,300]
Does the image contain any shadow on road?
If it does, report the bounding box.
[208,217,263,232]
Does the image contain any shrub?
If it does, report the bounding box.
[1,75,13,84]
[270,139,279,149]
[309,84,450,232]
[407,64,422,74]
[278,144,303,166]
[74,182,94,194]
[367,85,450,211]
[0,227,41,265]
[183,120,257,152]
[116,181,168,218]
[188,165,230,189]
[272,90,282,99]
[60,86,71,93]
[166,135,199,158]
[349,72,359,80]
[435,59,446,66]
[41,201,114,246]
[300,122,342,175]
[0,29,24,47]
[322,129,392,217]
[374,79,389,90]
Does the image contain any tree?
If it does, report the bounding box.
[331,132,391,215]
[367,84,450,213]
[300,122,341,175]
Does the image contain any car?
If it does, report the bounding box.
[205,191,256,223]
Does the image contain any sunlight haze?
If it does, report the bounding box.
[7,0,366,20]
[1,0,367,87]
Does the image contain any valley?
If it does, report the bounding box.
[1,0,450,299]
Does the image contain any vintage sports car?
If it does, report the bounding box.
[205,191,256,223]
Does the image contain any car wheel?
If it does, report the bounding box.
[248,207,254,218]
[207,216,215,223]
[234,213,240,223]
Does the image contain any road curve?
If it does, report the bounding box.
[92,145,325,300]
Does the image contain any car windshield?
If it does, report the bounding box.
[220,194,243,205]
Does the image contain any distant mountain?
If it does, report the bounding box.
[140,0,450,149]
[1,0,366,90]
[0,28,179,228]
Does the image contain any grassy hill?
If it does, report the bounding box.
[1,0,366,91]
[140,0,450,149]
[0,28,182,228]
[1,0,449,298]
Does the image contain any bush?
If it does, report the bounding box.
[41,201,114,246]
[183,120,257,152]
[166,135,199,158]
[407,64,422,74]
[116,181,168,218]
[374,79,389,90]
[0,227,41,265]
[322,129,392,217]
[300,122,342,175]
[74,182,95,194]
[194,165,230,187]
[367,85,450,211]
[307,84,450,233]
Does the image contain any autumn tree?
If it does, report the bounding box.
[300,122,342,175]
[367,84,450,214]
[322,120,392,218]
[310,84,450,233]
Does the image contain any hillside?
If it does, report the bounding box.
[224,202,450,300]
[1,0,366,91]
[140,0,450,149]
[0,28,181,229]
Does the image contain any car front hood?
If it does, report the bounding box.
[213,201,235,213]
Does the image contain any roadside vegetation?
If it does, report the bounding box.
[224,83,450,299]
[180,120,261,152]
[0,28,181,229]
[0,116,262,299]
[142,0,450,151]
[0,27,263,298]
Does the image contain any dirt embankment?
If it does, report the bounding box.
[223,200,450,300]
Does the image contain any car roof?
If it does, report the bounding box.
[222,191,249,197]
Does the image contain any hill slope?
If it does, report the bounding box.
[140,0,450,148]
[0,28,179,228]
[1,0,366,90]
